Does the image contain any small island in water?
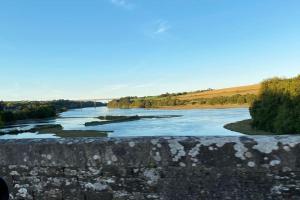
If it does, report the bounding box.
[0,100,109,137]
[1,75,299,137]
[108,75,300,136]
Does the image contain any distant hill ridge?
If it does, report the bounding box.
[177,84,260,100]
[108,84,261,109]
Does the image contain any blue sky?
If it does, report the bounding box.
[0,0,300,100]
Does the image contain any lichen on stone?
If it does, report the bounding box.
[247,161,255,168]
[252,137,279,154]
[129,141,135,147]
[269,159,281,166]
[143,169,159,185]
[84,182,108,191]
[187,137,249,160]
[168,139,186,162]
[153,152,161,162]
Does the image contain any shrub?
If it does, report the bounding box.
[250,75,300,134]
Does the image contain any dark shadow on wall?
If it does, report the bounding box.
[0,177,9,200]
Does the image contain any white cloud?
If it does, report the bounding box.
[143,19,172,39]
[110,0,134,9]
[154,20,171,34]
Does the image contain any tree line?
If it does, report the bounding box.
[108,94,257,109]
[0,100,106,127]
[250,75,300,134]
[0,102,56,126]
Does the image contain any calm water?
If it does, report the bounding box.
[0,107,250,139]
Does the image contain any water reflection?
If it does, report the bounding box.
[0,107,250,139]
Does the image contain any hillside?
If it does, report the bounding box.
[108,84,261,109]
[177,84,260,100]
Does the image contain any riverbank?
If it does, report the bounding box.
[0,100,106,128]
[1,107,250,139]
[108,84,259,109]
[224,119,275,135]
[0,124,110,138]
[155,104,249,110]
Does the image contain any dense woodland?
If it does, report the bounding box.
[0,100,106,127]
[250,75,300,134]
[108,93,257,109]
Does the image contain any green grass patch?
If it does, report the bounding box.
[224,119,276,135]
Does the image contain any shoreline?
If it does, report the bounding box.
[155,104,249,110]
[108,104,250,110]
[224,119,276,135]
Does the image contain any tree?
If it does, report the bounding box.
[0,101,4,111]
[250,75,300,134]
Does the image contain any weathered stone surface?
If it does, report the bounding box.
[0,136,300,199]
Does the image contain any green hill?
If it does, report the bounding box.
[108,84,260,109]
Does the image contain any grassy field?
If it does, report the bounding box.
[224,119,275,135]
[158,84,260,109]
[177,84,260,100]
[108,84,261,109]
[157,104,250,110]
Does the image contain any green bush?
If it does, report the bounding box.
[0,116,3,127]
[250,75,300,134]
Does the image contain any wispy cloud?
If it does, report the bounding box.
[110,0,134,10]
[143,19,172,39]
[154,20,171,35]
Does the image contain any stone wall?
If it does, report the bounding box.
[0,136,300,200]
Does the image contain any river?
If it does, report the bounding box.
[0,107,250,139]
